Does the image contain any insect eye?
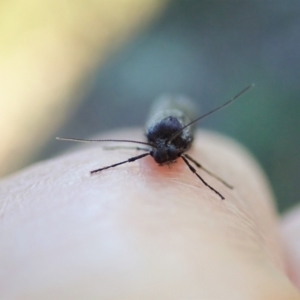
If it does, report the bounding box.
[152,149,167,164]
[167,145,178,160]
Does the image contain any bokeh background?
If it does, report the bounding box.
[1,0,299,212]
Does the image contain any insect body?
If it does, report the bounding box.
[145,95,196,165]
[57,84,253,200]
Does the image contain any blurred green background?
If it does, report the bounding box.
[11,1,300,212]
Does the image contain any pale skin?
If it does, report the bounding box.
[0,129,299,299]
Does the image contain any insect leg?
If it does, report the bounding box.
[90,152,150,175]
[181,156,225,200]
[184,154,233,189]
[103,146,150,152]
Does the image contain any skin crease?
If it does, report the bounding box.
[0,129,299,299]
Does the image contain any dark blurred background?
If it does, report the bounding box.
[45,1,299,212]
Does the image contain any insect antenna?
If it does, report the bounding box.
[167,83,254,143]
[56,137,155,148]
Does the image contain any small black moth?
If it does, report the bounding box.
[57,84,253,200]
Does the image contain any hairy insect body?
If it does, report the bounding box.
[147,116,190,164]
[146,95,197,134]
[146,95,197,164]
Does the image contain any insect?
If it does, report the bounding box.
[57,84,253,200]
